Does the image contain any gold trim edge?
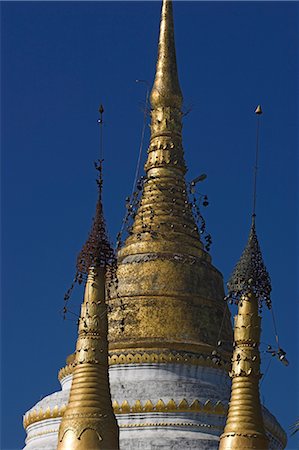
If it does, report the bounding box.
[23,398,287,446]
[24,398,227,429]
[118,422,223,430]
[58,350,229,381]
[25,422,223,442]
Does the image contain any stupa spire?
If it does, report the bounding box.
[118,0,204,261]
[110,0,232,368]
[145,0,186,176]
[150,0,183,109]
[219,106,269,450]
[57,107,119,450]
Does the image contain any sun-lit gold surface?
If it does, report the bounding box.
[109,348,231,368]
[219,294,269,450]
[24,399,227,429]
[150,0,182,110]
[59,347,231,381]
[23,395,287,447]
[24,404,67,429]
[119,422,223,430]
[58,364,74,382]
[109,0,232,354]
[109,0,232,366]
[108,0,232,361]
[57,267,119,450]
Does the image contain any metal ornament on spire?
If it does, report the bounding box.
[225,105,271,310]
[226,218,272,309]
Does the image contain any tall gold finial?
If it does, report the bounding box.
[150,0,182,109]
[57,107,119,450]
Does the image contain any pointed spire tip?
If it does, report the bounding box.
[255,105,262,115]
[150,0,183,109]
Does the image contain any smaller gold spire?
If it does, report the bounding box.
[150,0,183,109]
[219,293,269,450]
[58,107,119,449]
[219,224,271,450]
[57,266,119,450]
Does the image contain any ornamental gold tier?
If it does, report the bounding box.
[107,0,232,363]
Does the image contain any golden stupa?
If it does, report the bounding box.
[22,2,287,449]
[108,0,233,365]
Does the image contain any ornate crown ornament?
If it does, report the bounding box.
[76,194,115,276]
[226,217,272,309]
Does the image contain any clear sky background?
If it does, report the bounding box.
[1,1,298,449]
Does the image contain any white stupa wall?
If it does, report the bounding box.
[109,364,231,405]
[23,363,286,450]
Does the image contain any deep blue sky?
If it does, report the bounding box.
[1,1,298,449]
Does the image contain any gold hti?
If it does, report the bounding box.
[219,293,269,450]
[57,266,119,450]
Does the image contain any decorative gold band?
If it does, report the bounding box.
[25,428,60,443]
[58,350,229,382]
[24,398,227,429]
[25,422,223,443]
[58,365,73,381]
[119,422,223,430]
[23,398,286,447]
[24,405,67,429]
[113,398,227,415]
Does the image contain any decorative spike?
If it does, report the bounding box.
[178,399,189,410]
[156,399,166,411]
[132,400,143,413]
[112,401,120,415]
[166,399,177,411]
[150,0,182,109]
[203,399,212,412]
[120,400,131,414]
[255,104,263,114]
[214,401,225,414]
[227,220,272,309]
[144,400,154,412]
[190,399,202,411]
